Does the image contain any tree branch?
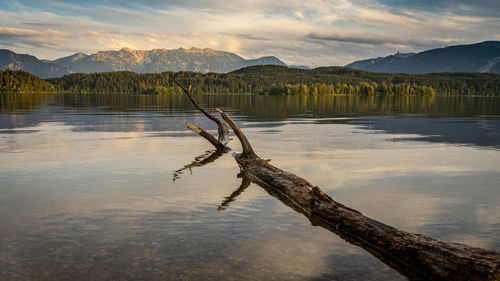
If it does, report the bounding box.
[216,108,256,158]
[170,74,229,144]
[185,121,228,151]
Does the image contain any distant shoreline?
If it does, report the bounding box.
[2,65,500,96]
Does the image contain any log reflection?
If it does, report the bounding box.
[172,149,224,182]
[218,173,251,211]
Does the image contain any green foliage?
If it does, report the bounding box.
[45,65,500,96]
[0,70,54,93]
[46,71,171,94]
[254,82,436,96]
[140,85,184,95]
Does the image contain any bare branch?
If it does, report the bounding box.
[170,74,189,93]
[170,74,229,144]
[185,122,228,151]
[216,108,256,158]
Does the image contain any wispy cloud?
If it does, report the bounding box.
[21,22,64,27]
[220,33,272,41]
[0,26,70,49]
[306,32,462,48]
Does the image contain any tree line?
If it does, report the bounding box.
[2,65,500,95]
[255,82,436,96]
[0,70,54,93]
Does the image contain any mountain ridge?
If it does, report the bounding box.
[49,47,286,74]
[345,41,500,74]
[0,49,70,78]
[2,41,500,78]
[0,47,287,78]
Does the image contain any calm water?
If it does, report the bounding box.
[1,93,500,280]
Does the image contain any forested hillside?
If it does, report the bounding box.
[46,65,500,96]
[0,70,54,93]
[2,66,499,95]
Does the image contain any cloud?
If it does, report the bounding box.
[372,0,500,17]
[220,33,272,41]
[21,22,63,27]
[0,0,498,65]
[306,32,462,48]
[0,27,70,49]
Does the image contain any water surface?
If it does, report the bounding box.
[1,94,500,280]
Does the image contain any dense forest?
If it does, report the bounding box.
[47,66,500,96]
[0,70,54,93]
[3,65,500,95]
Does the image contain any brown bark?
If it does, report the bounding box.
[216,108,255,158]
[185,121,228,151]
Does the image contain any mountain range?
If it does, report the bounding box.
[0,49,70,78]
[1,41,500,78]
[0,47,286,78]
[346,41,500,74]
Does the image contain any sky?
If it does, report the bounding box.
[0,0,499,66]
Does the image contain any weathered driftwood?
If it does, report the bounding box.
[174,79,500,280]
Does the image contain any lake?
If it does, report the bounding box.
[1,93,500,280]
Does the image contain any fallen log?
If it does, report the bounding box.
[174,80,500,280]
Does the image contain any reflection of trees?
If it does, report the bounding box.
[227,95,500,119]
[0,93,55,113]
[53,93,191,113]
[3,93,500,119]
[3,94,500,150]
